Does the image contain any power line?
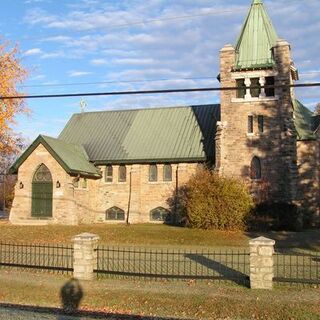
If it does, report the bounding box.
[20,8,248,43]
[18,76,218,88]
[2,82,320,100]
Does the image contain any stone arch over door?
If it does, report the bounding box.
[31,163,53,218]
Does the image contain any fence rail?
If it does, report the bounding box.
[0,242,73,274]
[95,246,250,285]
[0,240,319,287]
[274,251,320,285]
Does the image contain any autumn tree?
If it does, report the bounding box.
[0,42,28,157]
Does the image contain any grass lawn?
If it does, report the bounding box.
[0,270,319,319]
[0,221,319,251]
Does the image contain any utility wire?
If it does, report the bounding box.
[2,82,320,100]
[17,72,320,89]
[19,8,248,43]
[17,76,218,88]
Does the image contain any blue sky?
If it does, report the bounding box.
[2,0,320,142]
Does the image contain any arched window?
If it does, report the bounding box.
[150,207,171,222]
[106,206,125,221]
[149,164,157,182]
[163,164,172,181]
[250,157,262,180]
[105,165,113,183]
[32,164,53,218]
[118,165,126,182]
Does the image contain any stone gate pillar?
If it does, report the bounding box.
[72,233,100,280]
[249,236,275,289]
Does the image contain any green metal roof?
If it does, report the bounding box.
[59,105,220,164]
[293,100,317,141]
[235,0,278,70]
[10,135,101,177]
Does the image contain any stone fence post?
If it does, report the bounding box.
[72,233,100,280]
[249,236,275,289]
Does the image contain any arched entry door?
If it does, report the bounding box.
[31,164,53,218]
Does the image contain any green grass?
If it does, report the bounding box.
[0,270,319,319]
[0,222,319,250]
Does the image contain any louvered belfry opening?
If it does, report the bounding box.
[31,164,53,218]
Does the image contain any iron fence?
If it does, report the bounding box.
[0,242,73,274]
[95,246,250,285]
[274,251,320,285]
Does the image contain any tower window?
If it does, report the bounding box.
[250,78,261,98]
[265,77,275,97]
[236,79,246,98]
[248,115,254,133]
[250,157,262,180]
[258,115,264,133]
[149,164,158,182]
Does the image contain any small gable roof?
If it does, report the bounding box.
[9,135,101,177]
[235,0,278,70]
[293,100,317,141]
[59,104,220,164]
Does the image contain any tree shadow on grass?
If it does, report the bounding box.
[245,230,320,254]
[185,253,249,287]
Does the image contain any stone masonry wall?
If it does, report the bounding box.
[10,144,199,225]
[89,163,198,224]
[297,140,320,224]
[10,144,78,225]
[217,41,299,203]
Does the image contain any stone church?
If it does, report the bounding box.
[9,0,320,225]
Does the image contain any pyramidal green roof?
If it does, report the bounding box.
[235,0,279,70]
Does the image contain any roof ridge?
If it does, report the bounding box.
[71,104,220,116]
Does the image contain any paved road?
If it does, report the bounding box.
[0,306,180,320]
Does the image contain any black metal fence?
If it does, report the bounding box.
[0,242,73,274]
[274,251,320,285]
[95,246,250,285]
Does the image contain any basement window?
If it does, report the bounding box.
[150,207,171,222]
[106,206,125,221]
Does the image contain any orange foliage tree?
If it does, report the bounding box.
[0,42,28,157]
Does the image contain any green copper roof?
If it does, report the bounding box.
[59,105,220,164]
[235,0,278,70]
[10,135,101,177]
[293,100,317,141]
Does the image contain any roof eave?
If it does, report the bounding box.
[9,135,101,178]
[93,157,207,166]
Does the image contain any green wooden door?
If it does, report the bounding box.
[31,164,53,218]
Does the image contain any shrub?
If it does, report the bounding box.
[180,167,253,230]
[250,202,301,231]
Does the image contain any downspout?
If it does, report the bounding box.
[126,167,132,225]
[174,164,179,225]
